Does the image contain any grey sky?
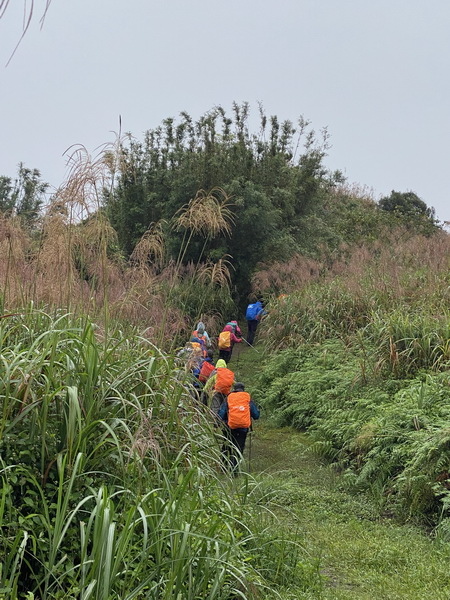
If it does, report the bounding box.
[1,0,449,224]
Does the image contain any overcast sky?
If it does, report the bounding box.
[1,0,449,224]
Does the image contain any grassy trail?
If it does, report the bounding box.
[231,341,450,600]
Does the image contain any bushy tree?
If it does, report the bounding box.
[0,163,48,228]
[378,190,438,234]
[105,104,332,299]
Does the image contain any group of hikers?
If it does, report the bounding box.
[178,300,266,473]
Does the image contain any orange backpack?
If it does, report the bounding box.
[227,391,251,429]
[218,331,231,350]
[214,367,234,395]
[199,361,215,383]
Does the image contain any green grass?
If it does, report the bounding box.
[0,310,326,599]
[250,426,450,599]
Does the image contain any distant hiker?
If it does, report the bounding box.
[218,324,242,363]
[245,300,266,346]
[203,358,235,419]
[190,335,207,358]
[177,339,203,367]
[198,349,215,383]
[218,382,260,473]
[192,321,212,348]
[225,320,242,338]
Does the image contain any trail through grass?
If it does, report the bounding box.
[231,341,450,599]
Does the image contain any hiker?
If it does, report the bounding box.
[190,335,207,358]
[218,324,242,363]
[218,382,260,473]
[245,300,266,346]
[192,321,212,348]
[225,320,242,338]
[177,339,203,366]
[203,358,235,419]
[182,341,205,399]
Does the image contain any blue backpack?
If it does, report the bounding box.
[246,302,262,321]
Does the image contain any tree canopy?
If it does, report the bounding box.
[105,103,336,300]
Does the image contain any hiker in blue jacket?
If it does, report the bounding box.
[245,300,266,346]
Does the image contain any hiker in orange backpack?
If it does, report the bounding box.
[190,335,207,358]
[218,324,241,364]
[203,359,235,419]
[218,382,260,473]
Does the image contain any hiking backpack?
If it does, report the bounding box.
[199,360,215,383]
[227,391,251,429]
[245,303,261,321]
[214,367,234,395]
[218,330,231,349]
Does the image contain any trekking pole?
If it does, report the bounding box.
[248,427,252,473]
[236,342,241,379]
[240,337,260,353]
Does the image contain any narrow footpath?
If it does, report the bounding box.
[231,341,450,600]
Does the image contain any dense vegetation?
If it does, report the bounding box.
[104,104,438,301]
[255,231,450,528]
[0,105,448,597]
[0,311,322,599]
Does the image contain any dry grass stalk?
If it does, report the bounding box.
[0,142,234,349]
[0,214,31,304]
[130,410,162,461]
[196,255,233,290]
[32,212,83,306]
[251,253,322,295]
[130,221,166,271]
[173,187,234,238]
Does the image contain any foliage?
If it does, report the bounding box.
[256,339,450,523]
[0,309,317,599]
[260,229,450,355]
[105,104,334,299]
[0,146,238,348]
[0,164,48,229]
[378,190,438,234]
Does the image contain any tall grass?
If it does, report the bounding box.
[0,146,236,350]
[260,230,450,375]
[0,310,313,598]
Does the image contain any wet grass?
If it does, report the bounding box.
[236,341,450,599]
[248,426,450,599]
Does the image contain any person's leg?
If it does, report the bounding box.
[229,429,247,473]
[247,320,258,345]
[221,427,233,471]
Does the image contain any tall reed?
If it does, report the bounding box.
[0,310,312,598]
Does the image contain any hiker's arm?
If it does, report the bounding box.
[250,400,260,420]
[218,401,228,422]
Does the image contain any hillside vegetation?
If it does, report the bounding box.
[0,105,449,598]
[255,230,450,528]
